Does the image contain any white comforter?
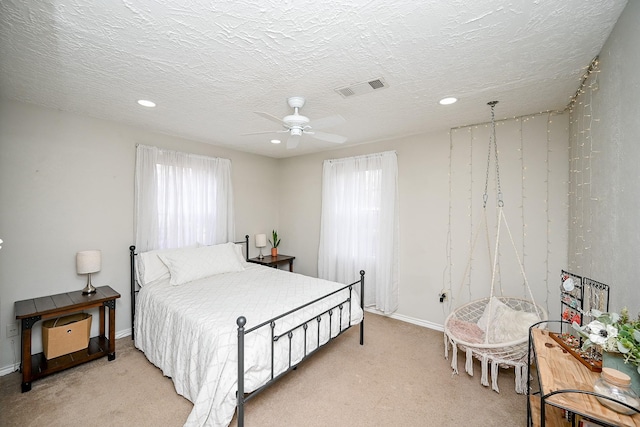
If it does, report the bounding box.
[134,264,363,427]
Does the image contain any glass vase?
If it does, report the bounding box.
[593,367,640,414]
[602,351,640,396]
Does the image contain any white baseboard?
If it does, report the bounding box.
[0,363,20,377]
[1,328,133,377]
[365,308,444,332]
[116,328,132,340]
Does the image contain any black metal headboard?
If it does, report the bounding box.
[129,235,250,340]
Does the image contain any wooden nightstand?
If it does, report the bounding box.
[248,254,295,272]
[14,285,121,392]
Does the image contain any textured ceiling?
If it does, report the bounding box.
[0,0,627,158]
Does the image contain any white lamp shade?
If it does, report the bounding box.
[76,250,101,274]
[255,234,267,248]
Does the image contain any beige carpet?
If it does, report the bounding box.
[0,313,526,426]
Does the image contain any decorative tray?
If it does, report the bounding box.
[549,332,602,372]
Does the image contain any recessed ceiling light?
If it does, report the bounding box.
[137,99,156,108]
[271,139,281,144]
[439,97,457,105]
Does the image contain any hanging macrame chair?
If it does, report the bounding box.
[443,101,548,394]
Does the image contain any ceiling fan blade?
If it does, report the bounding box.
[311,114,345,130]
[287,134,301,149]
[255,111,287,126]
[241,130,288,136]
[310,131,347,144]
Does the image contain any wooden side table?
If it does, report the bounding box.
[528,327,640,426]
[248,254,295,272]
[14,285,121,392]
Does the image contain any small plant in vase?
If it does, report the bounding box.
[269,230,280,257]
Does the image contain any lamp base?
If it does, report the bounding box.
[258,248,264,260]
[82,283,96,295]
[82,274,97,295]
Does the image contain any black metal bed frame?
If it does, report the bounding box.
[129,236,365,427]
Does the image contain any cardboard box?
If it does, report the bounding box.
[42,313,92,359]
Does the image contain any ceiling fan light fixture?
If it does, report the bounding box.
[439,97,457,105]
[283,114,309,127]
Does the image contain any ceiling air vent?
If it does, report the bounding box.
[335,77,389,98]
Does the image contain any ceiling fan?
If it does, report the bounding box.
[245,96,347,149]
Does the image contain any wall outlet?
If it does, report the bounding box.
[6,322,19,338]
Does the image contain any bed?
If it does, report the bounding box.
[129,236,365,427]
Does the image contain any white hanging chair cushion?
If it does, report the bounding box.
[477,296,541,344]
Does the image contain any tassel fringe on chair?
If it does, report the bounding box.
[480,355,489,387]
[465,348,473,376]
[443,331,529,394]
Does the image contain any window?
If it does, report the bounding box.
[135,144,234,252]
[318,151,399,314]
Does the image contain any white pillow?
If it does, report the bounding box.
[489,305,540,343]
[137,245,198,286]
[233,243,249,267]
[200,241,247,266]
[477,296,540,343]
[158,242,245,286]
[476,296,507,331]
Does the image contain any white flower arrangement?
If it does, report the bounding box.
[573,308,640,374]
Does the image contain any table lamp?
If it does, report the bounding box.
[77,250,101,294]
[255,234,266,259]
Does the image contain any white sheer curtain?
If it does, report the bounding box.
[135,144,234,252]
[318,151,399,314]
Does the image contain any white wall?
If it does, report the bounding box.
[278,112,569,327]
[568,1,640,313]
[0,100,280,372]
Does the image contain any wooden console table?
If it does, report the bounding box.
[14,286,121,392]
[528,326,640,426]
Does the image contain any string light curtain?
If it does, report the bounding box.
[318,151,399,314]
[135,144,235,252]
[567,57,600,275]
[446,111,568,317]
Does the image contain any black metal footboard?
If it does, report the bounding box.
[236,270,365,427]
